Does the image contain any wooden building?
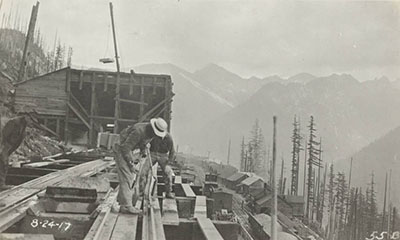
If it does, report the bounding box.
[14,67,173,146]
[281,195,305,217]
[237,176,264,195]
[211,190,233,212]
[225,172,248,190]
[254,194,294,217]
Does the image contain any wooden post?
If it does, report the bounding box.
[387,169,392,236]
[64,69,71,143]
[139,76,145,120]
[129,70,134,95]
[303,138,307,213]
[271,116,277,240]
[79,71,84,90]
[89,72,96,145]
[279,156,284,195]
[17,1,39,82]
[109,2,120,133]
[345,157,353,225]
[109,2,120,73]
[382,172,388,232]
[114,73,120,133]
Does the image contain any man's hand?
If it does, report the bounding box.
[128,160,138,174]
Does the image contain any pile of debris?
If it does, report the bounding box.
[10,124,65,163]
[0,71,66,164]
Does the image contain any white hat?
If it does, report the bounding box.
[150,118,168,138]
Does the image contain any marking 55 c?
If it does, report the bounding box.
[366,231,400,240]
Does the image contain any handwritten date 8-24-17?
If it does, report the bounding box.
[366,231,400,240]
[30,218,72,232]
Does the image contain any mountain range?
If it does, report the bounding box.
[135,63,400,200]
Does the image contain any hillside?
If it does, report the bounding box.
[190,74,400,172]
[0,28,66,161]
[347,125,400,207]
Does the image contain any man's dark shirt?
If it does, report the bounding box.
[150,133,175,162]
[119,123,153,163]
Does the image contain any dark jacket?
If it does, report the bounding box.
[119,123,154,163]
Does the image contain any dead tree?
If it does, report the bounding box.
[290,115,302,195]
[306,115,321,221]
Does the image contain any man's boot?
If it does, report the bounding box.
[165,192,175,199]
[120,205,142,215]
[165,184,174,199]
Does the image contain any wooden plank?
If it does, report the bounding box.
[182,184,196,198]
[83,189,117,240]
[95,211,118,240]
[0,233,54,240]
[79,71,84,90]
[0,197,37,232]
[162,198,179,226]
[151,197,166,240]
[129,70,134,95]
[64,69,71,143]
[115,97,148,106]
[152,77,157,95]
[139,76,145,118]
[0,160,109,213]
[175,176,182,184]
[138,95,174,122]
[110,199,142,240]
[194,196,207,218]
[197,217,224,240]
[89,116,137,124]
[23,161,54,168]
[67,102,90,129]
[103,73,108,92]
[89,72,96,146]
[114,73,120,133]
[69,74,167,88]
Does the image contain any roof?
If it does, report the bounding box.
[14,67,67,86]
[256,194,272,205]
[14,67,172,86]
[255,194,292,207]
[240,176,263,186]
[212,190,232,196]
[209,162,237,179]
[278,232,297,240]
[227,172,247,182]
[253,213,283,235]
[283,195,305,204]
[219,169,237,179]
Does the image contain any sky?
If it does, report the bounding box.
[1,0,399,80]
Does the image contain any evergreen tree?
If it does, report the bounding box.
[366,173,378,236]
[335,172,348,239]
[247,119,266,175]
[54,41,65,70]
[240,136,246,171]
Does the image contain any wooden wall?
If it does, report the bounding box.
[14,67,173,146]
[15,69,68,116]
[68,68,173,133]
